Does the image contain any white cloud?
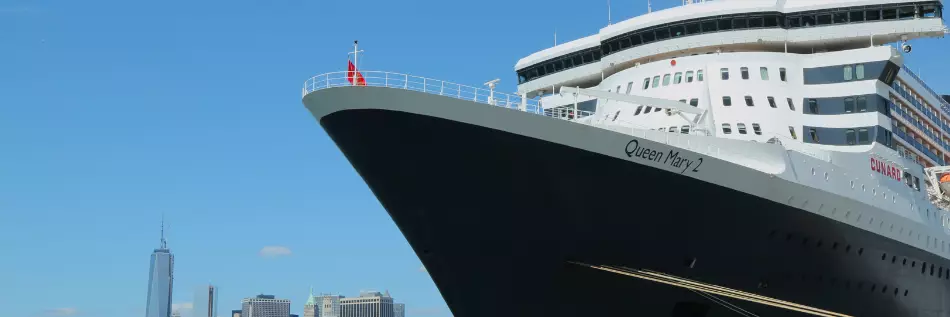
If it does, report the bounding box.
[418,265,427,272]
[259,246,292,257]
[43,308,78,317]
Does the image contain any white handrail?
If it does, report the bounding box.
[302,71,541,112]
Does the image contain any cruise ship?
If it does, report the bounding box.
[302,0,950,316]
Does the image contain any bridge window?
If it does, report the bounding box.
[686,71,694,83]
[846,129,856,145]
[753,123,762,135]
[921,5,940,18]
[780,68,787,82]
[802,15,816,26]
[663,74,672,86]
[745,96,754,107]
[858,128,870,144]
[671,25,686,37]
[642,78,651,90]
[669,126,676,132]
[856,64,865,80]
[899,6,915,20]
[721,68,729,80]
[787,98,795,111]
[768,97,777,108]
[808,99,819,114]
[788,16,801,28]
[760,67,769,80]
[681,126,690,134]
[883,8,898,20]
[738,123,748,134]
[857,96,867,112]
[844,65,853,81]
[817,13,832,25]
[850,10,865,22]
[722,123,732,134]
[674,72,683,84]
[845,97,855,113]
[733,17,749,29]
[810,128,819,143]
[834,12,849,24]
[867,9,881,21]
[723,96,732,107]
[741,67,750,80]
[697,70,704,81]
[652,76,661,88]
[748,16,763,28]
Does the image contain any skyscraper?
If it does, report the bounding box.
[340,291,393,317]
[304,287,320,317]
[194,285,219,317]
[241,294,290,317]
[145,218,175,317]
[392,303,404,317]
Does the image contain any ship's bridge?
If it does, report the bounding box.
[515,0,947,98]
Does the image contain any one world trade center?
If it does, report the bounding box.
[145,219,174,317]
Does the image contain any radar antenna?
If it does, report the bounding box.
[160,214,167,249]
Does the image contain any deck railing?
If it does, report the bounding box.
[900,65,950,115]
[303,71,548,113]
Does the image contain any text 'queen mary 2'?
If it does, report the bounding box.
[303,1,950,316]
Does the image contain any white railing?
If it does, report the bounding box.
[303,71,545,113]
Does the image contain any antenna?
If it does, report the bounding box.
[648,0,652,13]
[607,0,611,25]
[554,28,557,46]
[160,214,167,249]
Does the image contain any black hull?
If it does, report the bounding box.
[319,108,950,317]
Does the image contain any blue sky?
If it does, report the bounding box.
[2,1,949,317]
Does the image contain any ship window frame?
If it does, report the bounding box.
[655,27,671,40]
[685,22,701,35]
[645,106,653,114]
[789,126,797,139]
[764,15,779,27]
[760,67,769,80]
[686,71,695,83]
[641,30,656,43]
[844,65,854,81]
[845,97,855,113]
[689,98,699,107]
[723,96,732,107]
[722,123,733,134]
[642,78,651,90]
[753,123,762,135]
[921,5,939,18]
[787,16,801,28]
[858,128,870,144]
[882,8,898,20]
[856,64,866,80]
[681,126,690,134]
[850,10,865,22]
[833,12,849,24]
[808,99,819,114]
[866,9,882,21]
[802,15,817,27]
[738,123,748,134]
[635,105,643,115]
[674,72,683,84]
[745,96,755,107]
[846,129,857,145]
[733,17,749,29]
[718,18,733,31]
[817,13,832,25]
[898,6,915,20]
[670,24,686,38]
[652,76,661,88]
[810,128,819,143]
[768,96,777,108]
[748,16,764,28]
[625,82,635,94]
[779,68,787,82]
[697,70,704,81]
[741,67,750,80]
[663,74,672,86]
[787,98,795,111]
[721,68,730,80]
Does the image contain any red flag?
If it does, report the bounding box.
[347,60,366,86]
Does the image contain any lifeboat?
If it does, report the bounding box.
[940,173,950,194]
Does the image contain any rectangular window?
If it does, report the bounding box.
[760,67,769,80]
[788,16,802,28]
[721,68,729,80]
[681,126,690,134]
[668,127,676,133]
[779,68,787,82]
[882,8,898,20]
[652,76,661,88]
[723,96,732,106]
[663,74,672,86]
[857,96,868,112]
[733,17,748,29]
[787,98,795,111]
[572,55,582,66]
[845,97,855,113]
[722,123,732,134]
[642,78,651,90]
[866,9,881,21]
[616,85,622,93]
[635,105,643,115]
[808,99,819,114]
[844,65,853,81]
[697,70,704,81]
[846,129,856,145]
[921,5,939,18]
[764,15,779,27]
[702,20,718,32]
[745,96,754,107]
[833,12,848,24]
[689,98,699,107]
[719,18,733,31]
[670,25,686,37]
[858,128,870,144]
[789,126,797,139]
[625,82,634,94]
[674,72,683,84]
[914,176,920,190]
[817,14,832,25]
[850,10,865,22]
[738,123,748,134]
[768,96,777,108]
[686,71,694,83]
[645,106,653,113]
[748,16,764,28]
[753,123,762,135]
[641,30,656,43]
[898,6,915,20]
[802,15,816,26]
[655,28,670,40]
[856,64,865,80]
[741,67,750,80]
[809,128,819,143]
[685,22,701,34]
